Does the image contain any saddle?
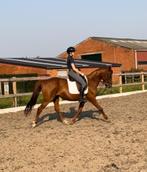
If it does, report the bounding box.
[67,75,88,94]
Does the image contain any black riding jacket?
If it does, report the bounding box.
[67,55,75,71]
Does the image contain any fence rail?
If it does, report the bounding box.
[0,72,147,107]
[113,72,147,93]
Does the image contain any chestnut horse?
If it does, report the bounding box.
[24,67,113,127]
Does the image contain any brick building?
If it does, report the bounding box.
[59,37,147,72]
[0,59,58,76]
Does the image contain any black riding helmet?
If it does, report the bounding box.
[66,47,76,54]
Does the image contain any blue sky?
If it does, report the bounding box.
[0,0,147,57]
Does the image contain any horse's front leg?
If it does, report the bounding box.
[54,97,68,124]
[87,96,108,120]
[70,102,85,124]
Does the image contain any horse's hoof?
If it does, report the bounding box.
[32,121,37,128]
[102,117,111,123]
[104,116,108,120]
[105,119,111,123]
[63,119,71,125]
[75,118,79,122]
[68,118,78,125]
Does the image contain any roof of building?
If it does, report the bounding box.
[0,57,121,69]
[91,37,147,50]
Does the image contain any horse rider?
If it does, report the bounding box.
[66,46,87,103]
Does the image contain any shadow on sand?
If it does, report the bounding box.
[36,106,109,127]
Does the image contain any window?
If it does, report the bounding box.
[81,53,102,62]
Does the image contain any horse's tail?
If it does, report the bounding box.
[24,81,41,116]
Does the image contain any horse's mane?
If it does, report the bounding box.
[87,68,101,76]
[87,68,105,78]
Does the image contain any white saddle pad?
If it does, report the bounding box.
[67,77,88,94]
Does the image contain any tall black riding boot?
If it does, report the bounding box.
[79,89,87,104]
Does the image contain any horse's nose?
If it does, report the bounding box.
[108,84,112,88]
[105,83,112,88]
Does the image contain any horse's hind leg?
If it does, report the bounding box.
[32,101,48,127]
[88,96,108,120]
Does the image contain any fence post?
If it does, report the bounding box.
[119,73,122,93]
[12,77,17,107]
[4,82,9,95]
[124,74,127,84]
[0,82,2,95]
[141,72,145,91]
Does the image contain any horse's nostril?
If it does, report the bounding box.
[105,84,112,88]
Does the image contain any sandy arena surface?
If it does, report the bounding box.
[0,92,147,172]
